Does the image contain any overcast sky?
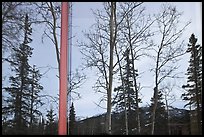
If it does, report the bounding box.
[69,2,202,119]
[2,2,202,119]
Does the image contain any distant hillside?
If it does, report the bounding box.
[75,106,190,135]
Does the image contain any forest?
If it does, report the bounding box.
[2,2,202,135]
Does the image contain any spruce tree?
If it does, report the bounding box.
[3,14,33,134]
[2,14,44,135]
[45,106,57,135]
[113,49,140,134]
[69,102,77,135]
[28,65,44,133]
[181,33,202,134]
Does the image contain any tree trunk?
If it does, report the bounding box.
[165,93,170,135]
[49,2,60,75]
[151,53,160,135]
[151,87,158,135]
[106,2,116,134]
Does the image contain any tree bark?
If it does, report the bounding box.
[106,2,116,134]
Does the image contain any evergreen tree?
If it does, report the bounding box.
[113,49,140,134]
[145,90,168,135]
[2,14,44,135]
[181,33,202,134]
[28,65,44,133]
[44,106,57,135]
[69,102,77,135]
[3,14,33,134]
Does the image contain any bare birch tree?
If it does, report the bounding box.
[105,2,116,134]
[79,2,153,134]
[79,2,116,134]
[79,2,146,134]
[118,3,156,134]
[149,4,190,135]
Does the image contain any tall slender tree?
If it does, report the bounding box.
[2,14,44,135]
[106,2,116,134]
[3,14,34,134]
[149,4,190,134]
[181,34,202,135]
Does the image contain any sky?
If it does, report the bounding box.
[2,2,202,120]
[69,2,202,119]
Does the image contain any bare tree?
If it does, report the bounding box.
[34,2,61,74]
[78,3,116,134]
[160,82,176,135]
[106,2,116,134]
[149,4,190,135]
[79,2,148,134]
[68,69,87,100]
[118,3,156,134]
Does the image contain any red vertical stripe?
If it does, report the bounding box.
[59,2,68,135]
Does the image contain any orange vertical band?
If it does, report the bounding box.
[59,2,68,135]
